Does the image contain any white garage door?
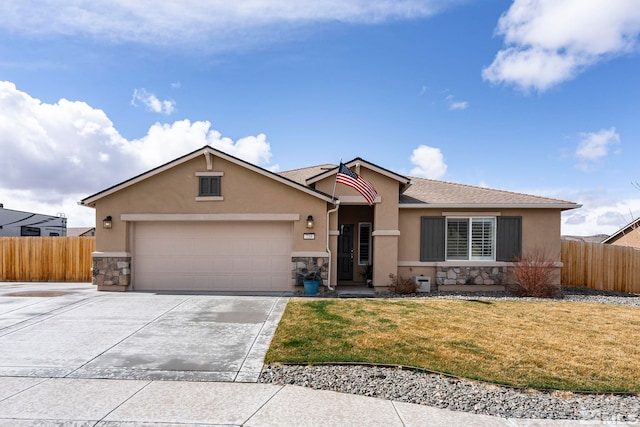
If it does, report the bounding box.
[133,221,292,292]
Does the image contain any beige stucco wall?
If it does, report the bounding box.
[90,154,329,254]
[609,229,640,248]
[396,207,564,283]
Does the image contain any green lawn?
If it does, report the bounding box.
[265,298,640,392]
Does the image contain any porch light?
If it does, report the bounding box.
[103,216,113,229]
[306,215,314,229]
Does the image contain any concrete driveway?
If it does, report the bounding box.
[0,282,289,382]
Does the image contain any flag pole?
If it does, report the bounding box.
[331,159,341,203]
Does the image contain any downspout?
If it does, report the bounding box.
[325,200,340,290]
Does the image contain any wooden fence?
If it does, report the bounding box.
[0,237,95,282]
[561,239,640,294]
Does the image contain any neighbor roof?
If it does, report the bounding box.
[67,227,95,237]
[601,217,640,244]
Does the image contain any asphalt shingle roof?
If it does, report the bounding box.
[400,177,575,206]
[279,164,577,207]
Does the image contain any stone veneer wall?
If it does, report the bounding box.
[292,256,329,287]
[435,266,510,287]
[92,256,131,290]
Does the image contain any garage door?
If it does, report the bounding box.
[133,221,292,292]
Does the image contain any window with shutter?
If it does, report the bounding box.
[199,176,221,197]
[445,217,495,261]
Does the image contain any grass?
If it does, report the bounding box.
[265,298,640,392]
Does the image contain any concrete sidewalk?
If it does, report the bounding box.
[0,376,610,426]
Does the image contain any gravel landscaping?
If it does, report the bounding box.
[258,287,640,422]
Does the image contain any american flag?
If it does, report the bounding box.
[336,163,377,206]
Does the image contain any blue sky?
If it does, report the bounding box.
[1,0,639,236]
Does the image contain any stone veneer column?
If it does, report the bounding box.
[92,252,131,292]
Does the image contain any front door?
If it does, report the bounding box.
[337,224,354,281]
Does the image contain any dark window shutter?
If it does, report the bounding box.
[420,216,445,261]
[496,216,522,261]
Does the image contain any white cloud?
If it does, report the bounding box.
[561,197,640,236]
[0,1,451,49]
[131,89,175,115]
[121,120,275,171]
[575,128,620,170]
[525,184,639,236]
[0,81,277,226]
[483,0,640,92]
[446,94,469,111]
[409,145,447,179]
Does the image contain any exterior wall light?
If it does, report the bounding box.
[103,216,113,229]
[306,215,314,229]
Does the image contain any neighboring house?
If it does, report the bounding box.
[80,146,580,292]
[601,218,640,248]
[67,227,96,237]
[0,204,67,237]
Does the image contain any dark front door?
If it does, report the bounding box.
[338,224,354,281]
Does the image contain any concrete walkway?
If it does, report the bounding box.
[0,283,631,426]
[1,376,611,426]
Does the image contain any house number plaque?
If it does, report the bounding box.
[303,233,315,240]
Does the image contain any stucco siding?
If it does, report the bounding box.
[608,229,640,248]
[93,154,328,253]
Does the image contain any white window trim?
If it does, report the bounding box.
[197,174,222,199]
[195,171,224,176]
[195,196,224,202]
[445,217,496,262]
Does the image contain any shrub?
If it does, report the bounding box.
[508,250,562,298]
[388,273,418,295]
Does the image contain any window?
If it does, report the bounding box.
[446,218,468,260]
[358,223,372,265]
[446,218,495,261]
[21,226,41,236]
[199,176,220,197]
[421,215,520,262]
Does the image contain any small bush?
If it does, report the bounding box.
[388,273,418,295]
[509,251,562,298]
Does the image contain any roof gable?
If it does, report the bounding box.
[305,158,412,190]
[81,146,334,206]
